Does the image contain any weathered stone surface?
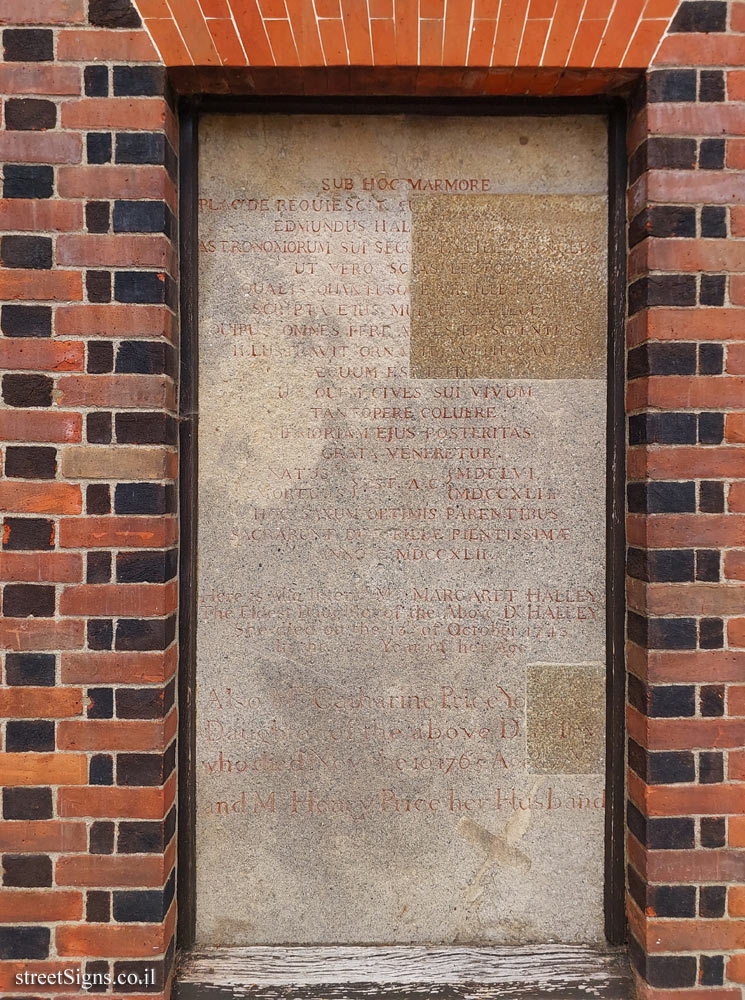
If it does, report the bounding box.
[526,664,605,774]
[196,114,608,947]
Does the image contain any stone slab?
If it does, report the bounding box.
[196,113,609,947]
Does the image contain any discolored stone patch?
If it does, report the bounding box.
[527,664,605,774]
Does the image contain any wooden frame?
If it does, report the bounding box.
[177,96,628,976]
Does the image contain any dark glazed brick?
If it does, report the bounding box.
[3,584,55,618]
[88,341,114,374]
[3,29,53,61]
[118,744,175,786]
[5,652,55,686]
[87,133,112,165]
[3,517,54,551]
[115,615,176,652]
[627,481,695,514]
[87,551,112,584]
[627,614,697,652]
[114,271,171,306]
[699,412,724,444]
[116,679,174,719]
[115,412,176,446]
[700,955,724,987]
[628,412,696,446]
[86,269,112,303]
[629,138,696,184]
[647,956,697,989]
[1,305,52,338]
[5,446,56,480]
[86,201,110,234]
[87,484,111,515]
[4,165,53,199]
[649,817,695,851]
[670,1,727,32]
[700,750,724,783]
[88,0,142,28]
[2,854,52,887]
[90,754,113,786]
[629,275,697,315]
[2,787,52,820]
[118,817,169,854]
[651,885,696,918]
[88,619,113,651]
[115,483,174,515]
[90,821,115,855]
[87,411,112,444]
[116,132,177,178]
[6,720,54,752]
[0,236,52,270]
[700,273,726,305]
[5,99,56,131]
[84,65,109,97]
[629,205,696,247]
[113,888,166,923]
[88,687,114,720]
[3,374,52,408]
[87,890,111,923]
[113,66,166,96]
[699,886,726,918]
[699,69,726,101]
[117,549,177,583]
[694,551,723,592]
[629,743,695,785]
[627,343,697,379]
[0,926,50,960]
[116,340,174,376]
[699,342,724,373]
[699,481,724,513]
[700,139,725,170]
[627,548,694,584]
[700,617,724,649]
[700,684,725,716]
[647,70,697,102]
[701,816,726,847]
[649,683,696,716]
[701,206,727,239]
[113,200,174,236]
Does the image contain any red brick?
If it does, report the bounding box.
[0,552,83,584]
[729,749,745,781]
[730,886,745,917]
[56,374,175,409]
[55,853,171,888]
[0,270,83,303]
[56,303,175,340]
[628,446,745,481]
[627,706,745,750]
[62,647,177,686]
[58,775,176,819]
[628,647,745,685]
[648,103,745,136]
[57,716,173,751]
[646,170,745,205]
[0,689,82,719]
[727,344,745,374]
[728,955,745,985]
[0,618,84,652]
[728,618,745,648]
[734,2,745,32]
[59,516,177,550]
[627,514,745,549]
[730,482,745,512]
[0,339,84,372]
[57,29,159,62]
[0,0,84,24]
[0,752,87,786]
[729,686,745,716]
[726,137,745,169]
[656,33,745,67]
[56,923,166,958]
[57,166,176,210]
[725,550,745,581]
[0,199,83,234]
[634,844,745,883]
[630,307,745,345]
[60,582,177,616]
[627,581,745,617]
[0,64,80,95]
[633,780,745,816]
[627,376,745,411]
[0,890,82,923]
[0,131,82,165]
[0,410,81,444]
[57,234,176,272]
[0,820,87,853]
[61,98,170,133]
[0,482,82,516]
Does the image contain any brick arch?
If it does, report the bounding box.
[134,0,681,71]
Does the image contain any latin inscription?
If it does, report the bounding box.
[196,114,609,946]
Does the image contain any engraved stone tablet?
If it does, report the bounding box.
[197,114,608,947]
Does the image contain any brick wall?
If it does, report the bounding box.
[0,0,178,994]
[626,3,745,995]
[1,0,745,998]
